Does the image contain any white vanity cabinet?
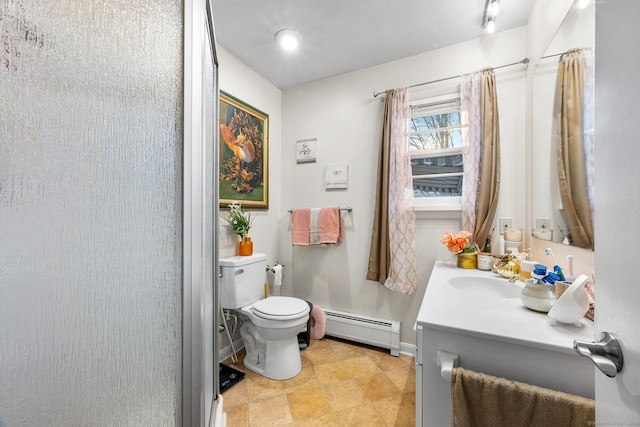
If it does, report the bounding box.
[415,262,595,426]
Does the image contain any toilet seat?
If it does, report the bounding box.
[251,296,309,320]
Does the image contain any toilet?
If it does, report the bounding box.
[219,253,310,380]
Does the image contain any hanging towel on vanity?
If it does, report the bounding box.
[319,207,341,244]
[291,208,311,246]
[451,367,595,427]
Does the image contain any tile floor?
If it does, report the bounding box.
[221,337,416,426]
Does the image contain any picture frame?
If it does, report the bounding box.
[296,138,317,163]
[219,91,269,209]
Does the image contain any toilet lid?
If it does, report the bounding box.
[252,296,309,320]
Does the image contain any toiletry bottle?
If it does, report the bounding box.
[564,255,575,283]
[520,249,535,280]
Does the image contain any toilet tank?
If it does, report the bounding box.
[219,253,267,309]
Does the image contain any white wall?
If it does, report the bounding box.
[279,28,528,346]
[217,47,283,263]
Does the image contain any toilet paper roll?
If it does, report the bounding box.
[267,264,283,287]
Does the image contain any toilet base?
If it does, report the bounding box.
[241,324,303,380]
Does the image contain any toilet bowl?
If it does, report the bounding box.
[219,254,310,380]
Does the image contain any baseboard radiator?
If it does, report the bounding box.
[323,308,401,356]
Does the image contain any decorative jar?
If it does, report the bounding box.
[456,252,477,269]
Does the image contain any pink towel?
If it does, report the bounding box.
[291,208,311,246]
[319,207,342,244]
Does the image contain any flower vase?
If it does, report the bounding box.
[457,252,477,269]
[238,236,253,256]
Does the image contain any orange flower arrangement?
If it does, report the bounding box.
[440,231,474,254]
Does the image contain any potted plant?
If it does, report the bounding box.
[440,231,477,269]
[223,202,254,255]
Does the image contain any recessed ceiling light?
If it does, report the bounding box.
[275,29,303,51]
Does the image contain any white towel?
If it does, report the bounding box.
[309,208,321,245]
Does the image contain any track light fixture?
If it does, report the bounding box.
[483,0,500,34]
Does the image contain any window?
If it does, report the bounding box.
[410,93,467,208]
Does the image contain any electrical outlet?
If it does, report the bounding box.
[499,217,512,234]
[536,218,551,230]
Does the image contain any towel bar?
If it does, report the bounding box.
[288,207,352,213]
[437,350,459,380]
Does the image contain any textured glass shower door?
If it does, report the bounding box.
[0,0,191,425]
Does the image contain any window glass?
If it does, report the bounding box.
[410,96,466,200]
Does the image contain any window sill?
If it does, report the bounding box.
[414,204,461,219]
[414,204,461,212]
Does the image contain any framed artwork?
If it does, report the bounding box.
[296,138,317,163]
[219,91,269,209]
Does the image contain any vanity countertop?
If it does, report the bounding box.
[416,261,595,355]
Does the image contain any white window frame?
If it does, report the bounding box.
[410,93,466,211]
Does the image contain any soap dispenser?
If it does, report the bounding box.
[520,249,536,279]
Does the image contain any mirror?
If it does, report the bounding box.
[531,3,595,248]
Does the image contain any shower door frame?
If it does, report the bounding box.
[183,0,220,425]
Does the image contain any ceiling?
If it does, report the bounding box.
[211,0,536,90]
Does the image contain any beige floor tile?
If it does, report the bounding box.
[309,338,332,350]
[224,403,249,427]
[369,351,413,372]
[372,392,416,426]
[221,379,248,407]
[282,366,320,393]
[222,337,417,426]
[303,346,338,366]
[286,387,333,421]
[334,403,386,427]
[313,361,354,385]
[322,379,368,411]
[360,343,392,358]
[246,373,286,402]
[385,365,416,393]
[327,339,368,360]
[248,394,293,426]
[355,372,401,401]
[341,355,381,378]
[299,352,313,368]
[293,413,339,426]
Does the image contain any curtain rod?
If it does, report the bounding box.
[372,57,530,98]
[541,52,563,60]
[541,46,593,61]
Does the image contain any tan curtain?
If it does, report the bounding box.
[366,89,393,284]
[367,88,417,294]
[473,69,501,249]
[556,49,594,249]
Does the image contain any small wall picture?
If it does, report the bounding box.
[219,91,269,209]
[325,164,349,190]
[296,138,317,163]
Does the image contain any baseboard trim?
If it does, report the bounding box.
[400,341,417,358]
[219,338,245,363]
[218,338,415,362]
